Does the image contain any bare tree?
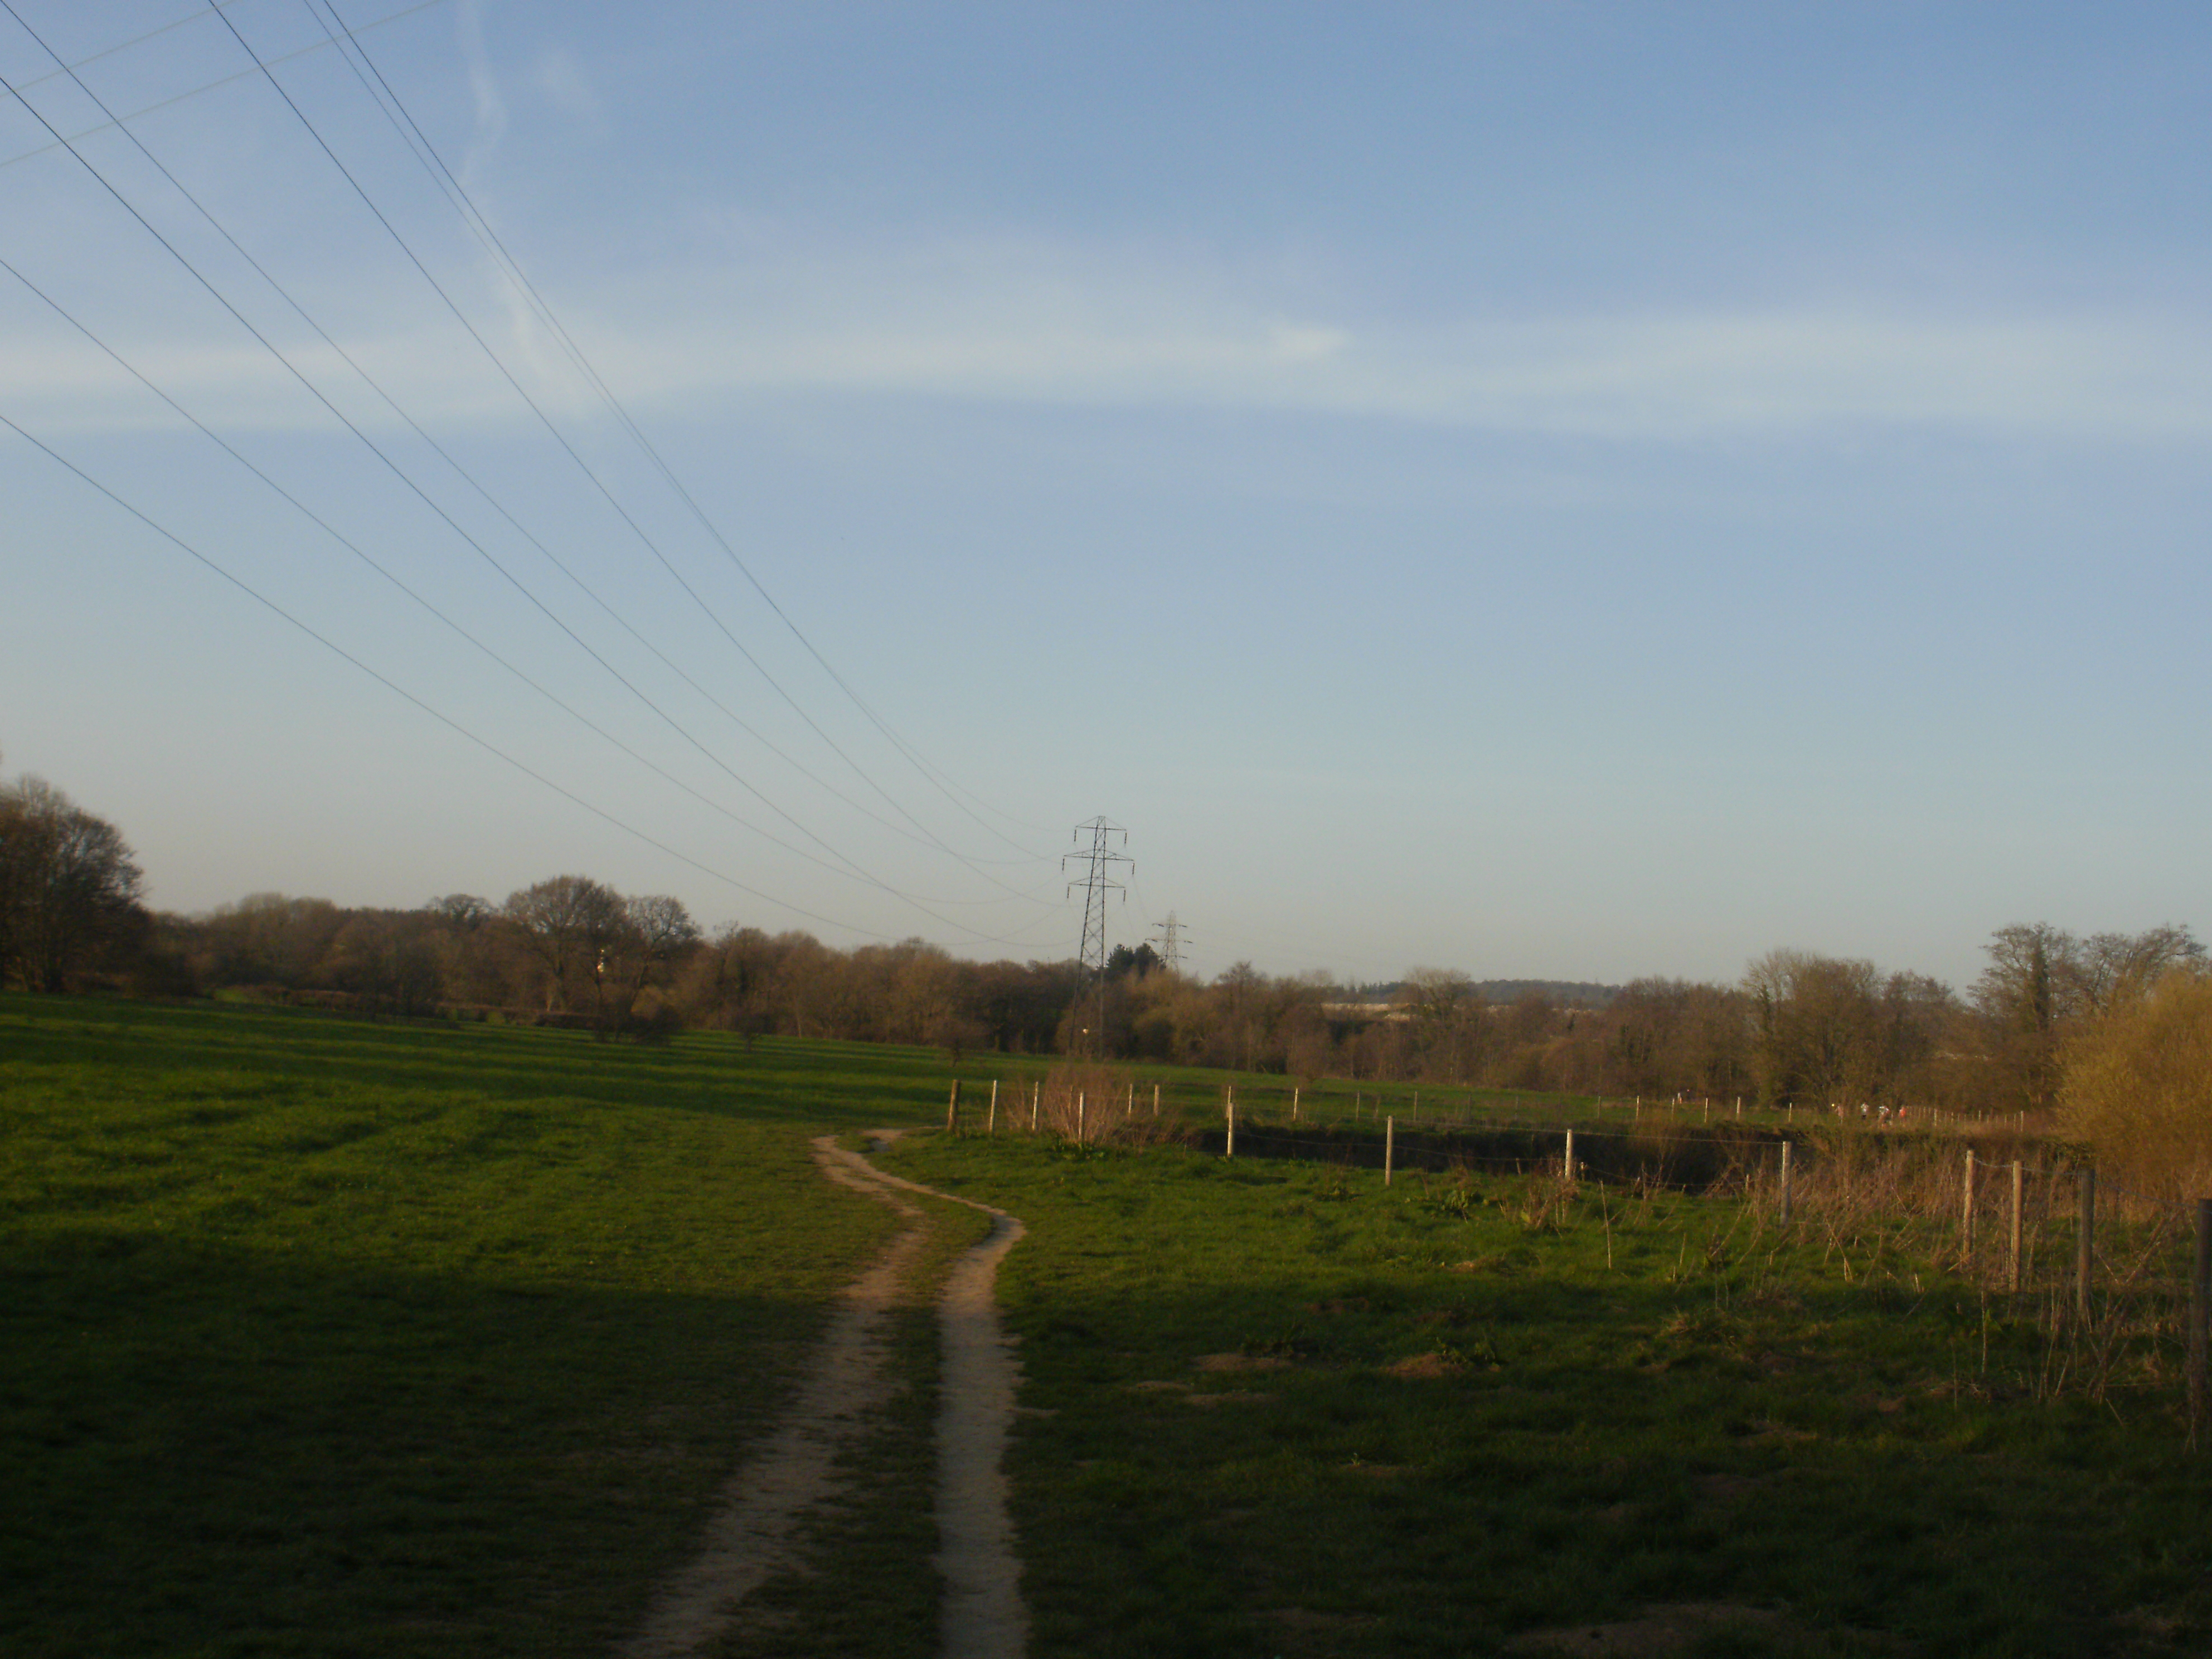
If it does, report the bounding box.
[0,775,145,992]
[608,894,700,1019]
[1744,949,1886,1107]
[503,875,628,1013]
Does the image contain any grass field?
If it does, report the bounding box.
[8,995,2209,1657]
[883,1130,2212,1658]
[0,994,991,1659]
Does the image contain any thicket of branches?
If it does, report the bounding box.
[9,759,2208,1161]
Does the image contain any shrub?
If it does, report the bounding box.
[2061,968,2212,1201]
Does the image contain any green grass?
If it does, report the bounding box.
[884,1131,2212,1658]
[0,994,979,1659]
[11,995,2200,1657]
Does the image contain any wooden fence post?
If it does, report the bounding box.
[1077,1092,1085,1143]
[2008,1160,2025,1294]
[988,1079,998,1135]
[1385,1115,1395,1187]
[1031,1080,1040,1133]
[1292,1086,1299,1122]
[2191,1200,2211,1443]
[1564,1127,1576,1181]
[1962,1150,1976,1255]
[1153,1081,1160,1118]
[2076,1168,2096,1322]
[1226,1101,1235,1160]
[947,1079,960,1134]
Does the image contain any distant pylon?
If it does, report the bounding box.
[1063,817,1131,1055]
[1151,911,1189,974]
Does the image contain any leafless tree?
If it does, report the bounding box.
[503,875,628,1013]
[0,774,145,992]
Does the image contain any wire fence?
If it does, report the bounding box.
[943,1072,2212,1441]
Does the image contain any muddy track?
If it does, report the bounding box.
[620,1132,1027,1659]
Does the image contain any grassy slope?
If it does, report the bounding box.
[0,996,976,1659]
[886,1132,2212,1659]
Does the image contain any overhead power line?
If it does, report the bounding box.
[0,248,1046,942]
[0,6,1023,888]
[0,0,446,173]
[312,0,1054,853]
[211,1,1050,886]
[0,16,1037,942]
[0,404,901,943]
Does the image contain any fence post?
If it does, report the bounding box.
[1076,1092,1085,1144]
[1292,1085,1299,1122]
[947,1078,960,1134]
[1564,1127,1576,1181]
[1031,1080,1040,1133]
[1153,1081,1160,1118]
[1962,1149,1976,1255]
[988,1079,998,1135]
[2070,1168,2088,1327]
[1778,1139,1793,1223]
[1226,1101,1235,1160]
[2192,1200,2211,1443]
[2008,1160,2025,1294]
[1385,1115,1395,1187]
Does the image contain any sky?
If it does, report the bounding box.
[2,1,2207,993]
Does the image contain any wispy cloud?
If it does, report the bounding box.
[575,239,2212,443]
[7,232,2210,444]
[454,0,506,187]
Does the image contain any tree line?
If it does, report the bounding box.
[4,759,2203,1138]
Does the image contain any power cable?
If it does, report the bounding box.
[6,9,1022,880]
[0,404,901,941]
[211,2,1045,889]
[0,245,1040,934]
[0,23,1023,942]
[314,0,1056,853]
[0,0,445,172]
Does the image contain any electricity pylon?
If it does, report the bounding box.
[1063,817,1131,1056]
[1151,911,1189,974]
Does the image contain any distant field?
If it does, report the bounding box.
[0,995,978,1658]
[885,1130,2212,1658]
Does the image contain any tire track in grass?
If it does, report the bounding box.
[856,1146,1030,1659]
[621,1132,1027,1659]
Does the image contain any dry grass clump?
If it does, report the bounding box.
[1020,1063,1180,1145]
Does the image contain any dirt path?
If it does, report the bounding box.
[620,1132,1029,1659]
[856,1155,1030,1659]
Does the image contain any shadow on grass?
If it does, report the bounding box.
[3,1229,824,1659]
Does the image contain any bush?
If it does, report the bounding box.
[2061,968,2212,1200]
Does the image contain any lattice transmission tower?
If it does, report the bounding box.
[1063,817,1131,1054]
[1151,911,1189,974]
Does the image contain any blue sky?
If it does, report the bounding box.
[2,1,2206,990]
